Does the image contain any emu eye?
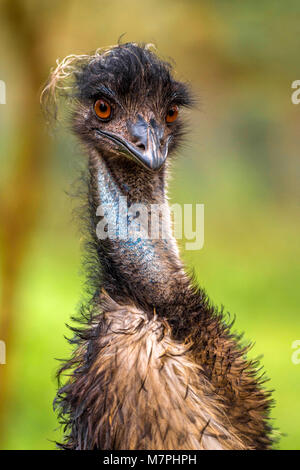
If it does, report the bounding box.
[94,99,112,120]
[166,105,179,123]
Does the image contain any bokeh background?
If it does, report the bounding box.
[0,0,299,450]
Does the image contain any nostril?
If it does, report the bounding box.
[136,142,146,151]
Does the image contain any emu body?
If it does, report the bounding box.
[47,43,274,449]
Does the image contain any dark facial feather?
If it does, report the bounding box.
[69,43,193,162]
[41,43,193,163]
[74,43,192,110]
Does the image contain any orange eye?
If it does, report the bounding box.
[166,105,179,123]
[94,99,112,119]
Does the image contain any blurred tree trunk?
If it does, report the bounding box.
[0,0,51,444]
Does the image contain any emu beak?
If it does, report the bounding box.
[95,115,169,171]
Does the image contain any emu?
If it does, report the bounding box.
[43,42,275,450]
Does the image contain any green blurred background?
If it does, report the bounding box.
[0,0,299,450]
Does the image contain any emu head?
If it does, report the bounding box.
[43,43,192,171]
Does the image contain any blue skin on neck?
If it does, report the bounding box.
[97,164,173,285]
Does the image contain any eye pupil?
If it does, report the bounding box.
[166,105,179,123]
[94,99,111,119]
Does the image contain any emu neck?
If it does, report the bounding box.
[89,149,186,307]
